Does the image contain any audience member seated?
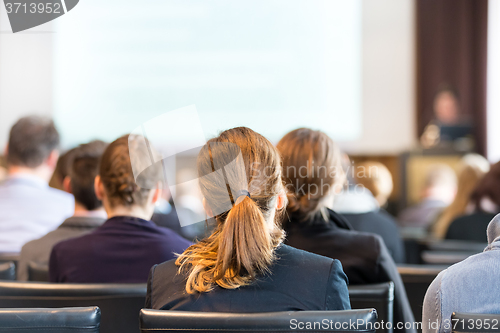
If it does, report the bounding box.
[432,154,490,239]
[17,140,108,281]
[277,128,415,333]
[444,161,500,243]
[49,135,192,283]
[423,213,500,333]
[332,162,405,263]
[48,146,77,191]
[398,164,457,228]
[354,161,393,208]
[145,127,350,312]
[0,116,74,253]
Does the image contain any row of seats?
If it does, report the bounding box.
[0,306,498,333]
[0,280,391,333]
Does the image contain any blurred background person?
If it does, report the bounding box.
[49,135,192,283]
[48,147,77,191]
[443,160,500,243]
[420,85,474,150]
[432,154,490,239]
[278,128,415,333]
[0,116,74,253]
[333,160,405,263]
[354,161,393,208]
[398,164,457,228]
[17,140,108,281]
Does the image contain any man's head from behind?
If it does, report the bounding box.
[7,116,60,171]
[66,140,108,211]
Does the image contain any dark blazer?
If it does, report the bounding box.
[284,209,415,333]
[446,212,497,242]
[341,210,405,264]
[49,216,192,283]
[146,244,350,312]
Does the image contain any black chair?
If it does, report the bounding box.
[139,308,378,333]
[398,265,447,324]
[349,282,394,333]
[27,261,49,282]
[0,281,146,333]
[0,306,100,332]
[0,262,15,281]
[451,313,500,333]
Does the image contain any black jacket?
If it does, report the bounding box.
[341,210,405,264]
[146,244,350,312]
[284,209,415,333]
[446,212,496,242]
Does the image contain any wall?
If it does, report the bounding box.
[0,0,417,154]
[0,9,53,150]
[341,0,416,155]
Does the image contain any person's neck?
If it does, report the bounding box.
[73,202,107,218]
[105,205,153,221]
[8,165,51,183]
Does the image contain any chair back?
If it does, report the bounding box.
[451,313,500,333]
[27,261,49,281]
[0,306,100,332]
[349,282,394,333]
[0,262,15,281]
[398,265,447,323]
[139,308,378,333]
[0,281,146,333]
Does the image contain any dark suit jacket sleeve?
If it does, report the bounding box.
[48,246,60,283]
[325,259,351,310]
[375,239,416,333]
[145,265,157,309]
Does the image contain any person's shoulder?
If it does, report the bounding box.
[275,244,337,269]
[153,224,193,246]
[151,258,180,281]
[45,186,74,202]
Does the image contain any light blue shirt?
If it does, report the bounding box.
[0,174,74,253]
[423,214,500,333]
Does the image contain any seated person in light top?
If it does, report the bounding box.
[49,135,192,283]
[423,213,500,333]
[17,140,108,281]
[0,116,74,253]
[146,127,350,312]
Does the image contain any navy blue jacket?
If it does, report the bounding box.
[146,244,351,312]
[49,216,192,283]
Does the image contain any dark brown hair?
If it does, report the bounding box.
[99,135,161,208]
[277,128,344,222]
[7,116,60,168]
[70,140,108,210]
[176,127,286,293]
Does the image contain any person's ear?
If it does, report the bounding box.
[4,145,8,158]
[202,197,213,217]
[94,175,104,201]
[46,150,59,169]
[151,184,162,205]
[276,191,287,210]
[62,176,72,193]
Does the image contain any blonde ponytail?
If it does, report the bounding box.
[175,127,285,294]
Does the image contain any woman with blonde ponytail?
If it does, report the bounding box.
[146,127,350,312]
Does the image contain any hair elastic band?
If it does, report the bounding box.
[233,189,251,205]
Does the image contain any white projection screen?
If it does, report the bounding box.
[53,0,362,147]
